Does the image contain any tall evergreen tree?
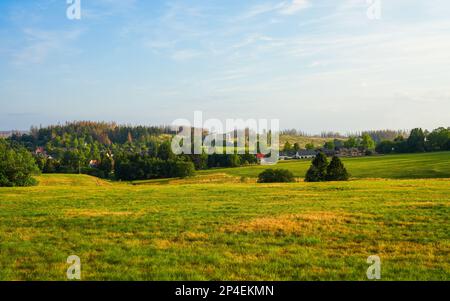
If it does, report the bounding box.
[305,152,328,182]
[326,156,350,181]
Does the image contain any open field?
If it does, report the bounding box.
[0,172,449,280]
[200,151,450,179]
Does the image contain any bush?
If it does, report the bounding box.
[0,140,39,187]
[258,169,295,183]
[326,156,350,181]
[114,154,195,181]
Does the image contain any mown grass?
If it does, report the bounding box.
[0,173,449,280]
[200,151,450,179]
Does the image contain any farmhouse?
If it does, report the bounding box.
[279,150,317,160]
[35,147,46,155]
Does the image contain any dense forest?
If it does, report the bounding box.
[7,121,258,181]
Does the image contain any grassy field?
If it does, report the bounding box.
[200,151,450,179]
[0,159,449,280]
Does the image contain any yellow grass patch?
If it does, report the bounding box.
[385,201,445,207]
[296,211,343,221]
[64,209,134,217]
[11,227,38,241]
[35,174,111,187]
[224,211,344,234]
[181,232,209,241]
[137,173,255,185]
[124,239,150,247]
[153,239,175,250]
[223,250,261,263]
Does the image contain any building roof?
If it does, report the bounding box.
[279,150,317,157]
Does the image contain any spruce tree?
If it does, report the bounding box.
[326,156,350,181]
[305,152,328,182]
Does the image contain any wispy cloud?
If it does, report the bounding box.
[279,0,310,15]
[240,0,310,19]
[13,28,83,65]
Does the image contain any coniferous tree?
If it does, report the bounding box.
[305,152,328,182]
[326,156,350,181]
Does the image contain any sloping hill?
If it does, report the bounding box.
[280,134,342,148]
[35,174,112,187]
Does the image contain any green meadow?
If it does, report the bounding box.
[200,151,450,179]
[0,152,449,280]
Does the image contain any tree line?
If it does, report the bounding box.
[375,127,450,154]
[282,127,450,155]
[7,122,259,183]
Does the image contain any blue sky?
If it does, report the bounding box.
[1,0,450,133]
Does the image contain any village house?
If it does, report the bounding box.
[33,147,54,160]
[279,150,317,160]
[35,147,46,155]
[89,160,99,168]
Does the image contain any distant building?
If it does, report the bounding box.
[335,148,365,157]
[318,148,337,157]
[35,147,46,156]
[296,150,318,159]
[279,150,317,160]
